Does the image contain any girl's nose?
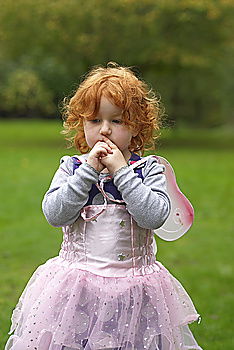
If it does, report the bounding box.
[100,121,111,135]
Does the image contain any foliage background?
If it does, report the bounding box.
[0,0,234,127]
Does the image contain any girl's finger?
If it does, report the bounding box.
[96,145,113,157]
[101,136,116,148]
[97,148,108,156]
[96,141,113,153]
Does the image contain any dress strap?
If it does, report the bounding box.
[81,178,125,222]
[96,181,125,204]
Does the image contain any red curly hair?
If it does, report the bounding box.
[62,62,163,155]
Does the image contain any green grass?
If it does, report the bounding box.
[0,120,233,349]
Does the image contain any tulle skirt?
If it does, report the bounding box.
[5,257,202,350]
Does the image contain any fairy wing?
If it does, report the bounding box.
[153,156,194,241]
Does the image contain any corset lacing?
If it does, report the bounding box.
[81,176,125,222]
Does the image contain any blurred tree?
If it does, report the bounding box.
[0,0,233,126]
[1,68,55,117]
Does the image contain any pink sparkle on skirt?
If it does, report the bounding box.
[5,257,202,350]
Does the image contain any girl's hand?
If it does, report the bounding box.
[100,136,128,174]
[87,141,113,173]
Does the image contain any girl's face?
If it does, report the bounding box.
[83,96,137,159]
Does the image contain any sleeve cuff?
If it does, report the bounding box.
[83,161,101,176]
[113,165,129,178]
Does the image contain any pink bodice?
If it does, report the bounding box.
[59,204,159,277]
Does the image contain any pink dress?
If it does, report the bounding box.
[5,156,202,350]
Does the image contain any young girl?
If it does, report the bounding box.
[5,63,202,350]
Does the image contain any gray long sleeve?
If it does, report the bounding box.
[42,155,171,229]
[113,160,170,229]
[42,157,99,227]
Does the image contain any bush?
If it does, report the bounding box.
[0,68,56,117]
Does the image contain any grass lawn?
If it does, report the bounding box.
[0,119,233,349]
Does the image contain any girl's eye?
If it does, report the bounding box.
[88,119,122,124]
[112,119,122,124]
